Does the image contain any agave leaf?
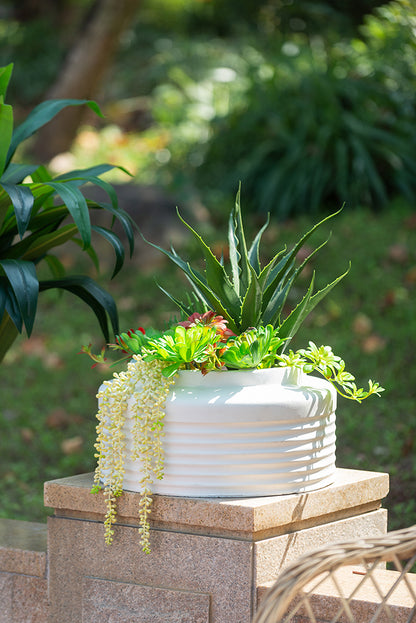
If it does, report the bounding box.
[277,275,315,350]
[248,213,270,275]
[0,259,38,335]
[0,182,34,238]
[262,209,342,314]
[175,209,241,320]
[157,284,193,318]
[0,64,13,99]
[279,265,350,349]
[185,269,239,333]
[263,235,332,326]
[6,99,103,167]
[39,275,118,341]
[228,209,240,295]
[91,224,125,277]
[0,97,13,177]
[45,180,91,248]
[229,184,250,295]
[240,264,263,331]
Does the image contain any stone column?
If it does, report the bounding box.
[44,467,389,623]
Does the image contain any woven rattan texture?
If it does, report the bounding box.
[255,525,416,623]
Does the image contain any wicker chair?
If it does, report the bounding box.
[255,525,416,623]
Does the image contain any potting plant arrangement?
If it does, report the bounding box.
[84,188,384,553]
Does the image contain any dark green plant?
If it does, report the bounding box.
[196,1,416,217]
[0,63,135,362]
[147,187,348,338]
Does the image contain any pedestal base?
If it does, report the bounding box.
[44,468,389,623]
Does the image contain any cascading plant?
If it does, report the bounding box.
[85,188,384,553]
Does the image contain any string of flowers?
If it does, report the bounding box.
[92,355,175,552]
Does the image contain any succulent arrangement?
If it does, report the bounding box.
[85,188,384,552]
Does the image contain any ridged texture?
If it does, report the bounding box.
[122,368,337,497]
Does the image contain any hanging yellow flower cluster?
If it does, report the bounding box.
[93,355,176,553]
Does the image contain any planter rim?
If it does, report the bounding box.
[173,366,304,387]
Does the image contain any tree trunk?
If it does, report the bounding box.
[32,0,141,162]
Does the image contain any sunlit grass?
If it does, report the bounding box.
[0,202,415,531]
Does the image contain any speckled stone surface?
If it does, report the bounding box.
[47,516,253,623]
[253,509,388,585]
[44,468,389,540]
[0,572,48,623]
[0,518,47,577]
[0,573,13,623]
[44,468,389,622]
[82,577,211,623]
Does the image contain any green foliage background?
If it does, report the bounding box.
[0,0,415,533]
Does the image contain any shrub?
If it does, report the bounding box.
[196,0,416,217]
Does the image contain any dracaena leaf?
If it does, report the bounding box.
[91,225,125,278]
[39,276,118,342]
[0,163,39,184]
[0,182,34,238]
[0,98,13,177]
[6,99,103,167]
[44,180,91,248]
[0,259,39,336]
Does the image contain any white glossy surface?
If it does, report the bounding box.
[111,368,338,497]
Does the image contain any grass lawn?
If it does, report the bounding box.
[0,200,415,530]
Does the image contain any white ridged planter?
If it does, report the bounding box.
[118,366,337,497]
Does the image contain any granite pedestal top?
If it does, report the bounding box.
[44,468,389,540]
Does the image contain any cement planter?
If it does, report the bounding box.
[121,367,337,497]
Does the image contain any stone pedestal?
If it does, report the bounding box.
[44,468,389,623]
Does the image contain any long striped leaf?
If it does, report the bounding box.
[0,259,39,335]
[0,182,34,238]
[46,181,91,248]
[21,224,78,261]
[91,225,125,277]
[6,99,102,167]
[39,276,118,341]
[0,98,13,177]
[0,163,39,184]
[92,201,135,257]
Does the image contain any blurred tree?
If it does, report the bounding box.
[31,0,141,162]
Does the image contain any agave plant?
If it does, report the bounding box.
[0,63,135,362]
[148,185,348,348]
